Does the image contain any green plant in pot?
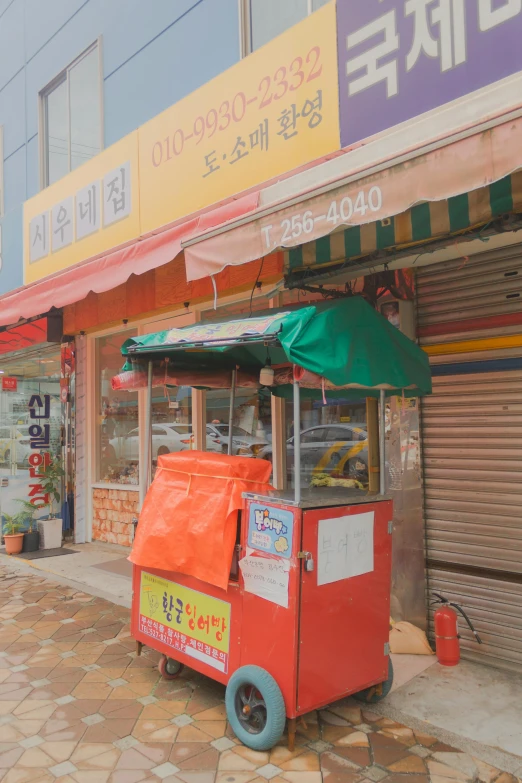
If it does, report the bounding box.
[17,499,41,553]
[2,512,25,555]
[37,457,65,550]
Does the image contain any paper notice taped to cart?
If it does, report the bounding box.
[239,554,290,608]
[317,511,374,586]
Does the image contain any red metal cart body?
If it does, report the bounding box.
[131,493,392,719]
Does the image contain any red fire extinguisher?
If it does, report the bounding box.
[432,593,482,666]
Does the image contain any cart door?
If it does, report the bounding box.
[296,501,392,715]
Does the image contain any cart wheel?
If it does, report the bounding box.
[226,665,286,751]
[158,655,184,680]
[353,658,394,704]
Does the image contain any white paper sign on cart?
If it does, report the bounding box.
[317,511,374,586]
[239,551,290,608]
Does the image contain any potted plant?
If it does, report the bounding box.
[37,457,65,550]
[2,513,25,555]
[17,500,41,553]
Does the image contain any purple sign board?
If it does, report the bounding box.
[337,0,522,147]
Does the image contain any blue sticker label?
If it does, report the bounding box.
[247,503,294,559]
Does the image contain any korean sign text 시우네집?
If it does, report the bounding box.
[24,132,139,284]
[29,162,131,263]
[337,0,522,146]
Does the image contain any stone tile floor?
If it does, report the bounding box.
[0,566,519,783]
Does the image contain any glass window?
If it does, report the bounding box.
[207,386,270,458]
[327,426,355,441]
[151,383,192,478]
[284,398,369,492]
[96,330,139,485]
[42,45,101,187]
[247,0,331,53]
[301,427,326,444]
[250,0,308,51]
[69,47,102,172]
[0,125,4,217]
[45,78,68,186]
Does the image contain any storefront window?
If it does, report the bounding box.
[0,347,62,524]
[96,331,139,485]
[284,398,369,492]
[151,385,192,478]
[206,386,271,459]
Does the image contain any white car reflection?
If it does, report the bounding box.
[110,423,221,461]
[0,426,32,466]
[206,424,267,457]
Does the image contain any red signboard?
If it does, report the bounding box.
[2,377,18,391]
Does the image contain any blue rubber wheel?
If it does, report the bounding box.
[226,665,286,751]
[353,658,394,704]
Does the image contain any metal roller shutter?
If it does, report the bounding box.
[417,243,522,344]
[417,250,522,671]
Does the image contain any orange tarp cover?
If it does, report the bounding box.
[129,451,273,591]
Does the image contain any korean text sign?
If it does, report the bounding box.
[248,503,294,558]
[337,0,522,146]
[139,571,231,673]
[317,511,374,586]
[23,132,140,284]
[138,2,340,234]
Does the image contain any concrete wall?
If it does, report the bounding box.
[0,0,240,295]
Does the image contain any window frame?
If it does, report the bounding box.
[0,125,4,218]
[39,38,104,189]
[240,0,320,56]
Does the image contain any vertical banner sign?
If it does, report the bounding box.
[27,394,52,509]
[337,0,522,147]
[138,3,340,234]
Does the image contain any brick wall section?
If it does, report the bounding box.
[92,489,139,547]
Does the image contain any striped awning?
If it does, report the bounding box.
[184,116,522,284]
[286,172,522,275]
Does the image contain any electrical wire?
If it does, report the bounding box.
[248,257,265,317]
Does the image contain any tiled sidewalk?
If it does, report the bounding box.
[0,566,518,783]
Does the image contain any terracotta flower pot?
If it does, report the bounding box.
[4,533,24,555]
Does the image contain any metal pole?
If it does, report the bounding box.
[144,361,153,492]
[379,389,386,496]
[227,368,237,456]
[293,379,301,504]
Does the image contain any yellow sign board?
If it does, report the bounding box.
[139,571,231,673]
[23,132,140,284]
[22,4,340,285]
[138,2,339,234]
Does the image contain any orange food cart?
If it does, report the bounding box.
[121,299,431,750]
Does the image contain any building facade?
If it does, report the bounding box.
[1,0,522,673]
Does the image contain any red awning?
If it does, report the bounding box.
[0,192,260,328]
[183,115,522,281]
[0,318,49,352]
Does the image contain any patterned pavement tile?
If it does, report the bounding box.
[0,565,514,783]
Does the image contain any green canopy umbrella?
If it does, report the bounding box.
[122,298,431,398]
[121,297,431,501]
